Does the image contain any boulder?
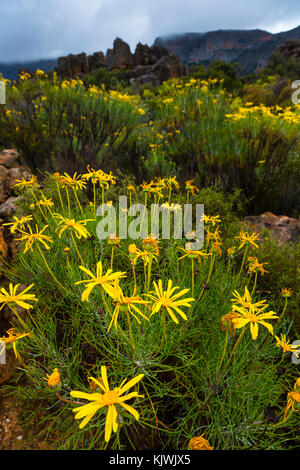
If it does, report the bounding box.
[0,166,9,203]
[56,52,90,78]
[0,196,21,217]
[106,38,134,70]
[0,149,20,169]
[272,39,300,62]
[152,54,187,82]
[55,38,187,85]
[243,212,300,246]
[0,149,33,207]
[89,51,106,71]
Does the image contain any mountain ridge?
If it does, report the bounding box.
[154,25,300,73]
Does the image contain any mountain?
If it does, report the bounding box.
[0,59,57,81]
[154,26,300,73]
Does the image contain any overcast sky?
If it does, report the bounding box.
[1,0,300,63]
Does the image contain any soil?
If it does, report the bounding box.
[0,350,48,450]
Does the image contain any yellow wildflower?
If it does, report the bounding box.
[146,279,194,324]
[70,366,144,441]
[75,261,126,301]
[43,368,61,388]
[188,434,214,450]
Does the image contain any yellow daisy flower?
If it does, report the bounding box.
[70,366,144,442]
[146,279,194,324]
[75,261,126,301]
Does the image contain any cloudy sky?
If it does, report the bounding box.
[1,0,300,63]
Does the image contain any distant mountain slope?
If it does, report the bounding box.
[0,59,57,81]
[154,26,300,73]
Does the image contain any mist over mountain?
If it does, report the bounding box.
[0,59,57,81]
[1,23,300,81]
[155,25,300,73]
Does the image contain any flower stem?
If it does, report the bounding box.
[239,246,248,276]
[216,329,229,376]
[110,246,114,270]
[278,297,288,322]
[251,271,258,297]
[37,245,66,291]
[65,187,71,217]
[56,181,64,212]
[191,258,195,297]
[125,309,135,359]
[223,325,249,371]
[70,232,84,266]
[72,187,85,218]
[11,305,29,331]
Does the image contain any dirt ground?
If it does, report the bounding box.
[0,350,48,450]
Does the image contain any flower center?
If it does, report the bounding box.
[161,297,172,307]
[102,390,119,405]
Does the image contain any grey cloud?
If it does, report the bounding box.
[0,0,300,62]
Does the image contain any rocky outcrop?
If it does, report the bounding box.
[55,38,187,85]
[243,212,300,246]
[154,25,300,74]
[106,38,134,70]
[56,51,106,78]
[0,150,32,208]
[270,39,300,62]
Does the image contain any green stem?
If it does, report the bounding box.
[92,181,96,218]
[197,253,215,302]
[125,309,135,359]
[56,181,64,212]
[65,187,71,217]
[110,246,114,270]
[223,325,249,371]
[191,258,195,298]
[147,253,153,293]
[30,189,47,222]
[101,290,113,317]
[70,232,84,266]
[216,329,229,376]
[101,185,105,206]
[278,297,288,322]
[11,305,29,331]
[37,245,66,291]
[72,187,85,218]
[239,246,248,276]
[251,271,258,297]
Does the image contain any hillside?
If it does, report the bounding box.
[155,25,300,73]
[0,59,57,81]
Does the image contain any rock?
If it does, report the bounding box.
[133,43,152,66]
[0,197,21,216]
[0,150,20,169]
[131,74,161,87]
[0,226,8,259]
[133,43,170,66]
[243,212,300,246]
[0,166,9,203]
[89,51,106,71]
[152,54,187,82]
[106,38,134,70]
[7,168,31,189]
[0,149,33,205]
[272,39,300,62]
[56,52,90,78]
[55,38,187,85]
